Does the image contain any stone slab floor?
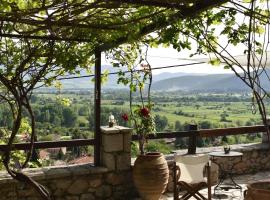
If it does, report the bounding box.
[160,170,270,200]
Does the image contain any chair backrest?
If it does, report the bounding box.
[175,154,209,183]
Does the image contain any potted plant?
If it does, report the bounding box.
[130,105,169,200]
[110,44,169,200]
[223,143,231,154]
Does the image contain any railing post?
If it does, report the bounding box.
[188,124,197,154]
[262,118,270,143]
[94,49,101,166]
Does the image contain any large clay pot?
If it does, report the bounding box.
[210,162,219,186]
[244,182,270,200]
[133,152,169,200]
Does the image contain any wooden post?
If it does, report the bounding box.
[188,124,197,154]
[94,49,101,166]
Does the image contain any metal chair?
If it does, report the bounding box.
[173,154,211,200]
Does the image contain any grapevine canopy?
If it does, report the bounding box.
[0,0,228,51]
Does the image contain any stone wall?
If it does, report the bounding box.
[0,164,136,200]
[0,126,137,200]
[170,143,270,175]
[1,131,270,199]
[217,143,270,174]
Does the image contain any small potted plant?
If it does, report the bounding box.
[223,143,231,154]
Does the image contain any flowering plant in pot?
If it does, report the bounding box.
[119,62,156,155]
[124,104,156,155]
[109,44,169,199]
[109,43,156,154]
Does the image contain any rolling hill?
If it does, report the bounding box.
[152,72,270,92]
[57,67,203,89]
[39,65,270,93]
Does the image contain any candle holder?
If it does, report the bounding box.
[108,113,116,127]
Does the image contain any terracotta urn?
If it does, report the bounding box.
[244,182,270,200]
[133,152,169,200]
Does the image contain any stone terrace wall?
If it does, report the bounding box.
[0,164,136,200]
[1,132,270,199]
[170,143,270,175]
[0,126,137,200]
[218,143,270,174]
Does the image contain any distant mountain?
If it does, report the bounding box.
[41,65,270,93]
[153,72,206,82]
[152,72,270,92]
[58,66,205,89]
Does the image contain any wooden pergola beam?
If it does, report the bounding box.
[107,0,188,9]
[0,33,93,43]
[107,0,225,9]
[0,16,118,30]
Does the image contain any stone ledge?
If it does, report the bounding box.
[101,126,132,135]
[0,163,108,184]
[170,142,270,156]
[131,143,270,164]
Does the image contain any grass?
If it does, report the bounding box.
[153,101,261,126]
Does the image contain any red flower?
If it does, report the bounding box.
[140,107,150,117]
[121,113,129,121]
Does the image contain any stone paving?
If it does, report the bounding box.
[161,170,270,200]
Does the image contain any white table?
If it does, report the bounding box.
[209,151,243,194]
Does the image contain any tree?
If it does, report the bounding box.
[53,116,62,127]
[88,110,95,131]
[199,121,212,129]
[0,26,92,199]
[70,128,88,157]
[195,104,201,110]
[154,115,168,132]
[221,136,228,143]
[175,120,183,131]
[174,120,187,148]
[220,111,229,122]
[245,120,254,126]
[62,108,78,127]
[78,105,89,116]
[30,95,38,104]
[0,106,13,129]
[44,110,50,123]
